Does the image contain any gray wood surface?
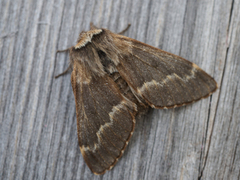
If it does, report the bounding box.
[0,0,239,179]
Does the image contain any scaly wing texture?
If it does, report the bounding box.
[115,36,217,109]
[71,62,137,174]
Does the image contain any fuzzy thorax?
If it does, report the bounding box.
[75,29,102,49]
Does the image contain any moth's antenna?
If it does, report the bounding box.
[118,24,131,34]
[90,22,98,30]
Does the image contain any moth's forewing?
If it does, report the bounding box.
[92,31,217,109]
[70,46,137,175]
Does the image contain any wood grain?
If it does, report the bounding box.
[0,0,239,179]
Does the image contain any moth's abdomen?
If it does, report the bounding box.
[109,72,149,113]
[110,73,131,99]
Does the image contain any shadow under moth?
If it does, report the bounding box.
[56,23,217,175]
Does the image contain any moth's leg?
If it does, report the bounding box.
[90,22,99,30]
[56,48,71,53]
[118,24,131,34]
[55,47,72,78]
[55,64,72,78]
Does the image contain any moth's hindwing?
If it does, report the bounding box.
[71,63,137,175]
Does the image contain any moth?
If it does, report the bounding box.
[56,23,217,175]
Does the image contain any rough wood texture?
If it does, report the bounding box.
[0,0,239,179]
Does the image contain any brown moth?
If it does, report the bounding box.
[56,23,217,175]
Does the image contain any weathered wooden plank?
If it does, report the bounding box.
[0,0,239,179]
[201,0,240,179]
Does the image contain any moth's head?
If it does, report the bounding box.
[75,29,102,49]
